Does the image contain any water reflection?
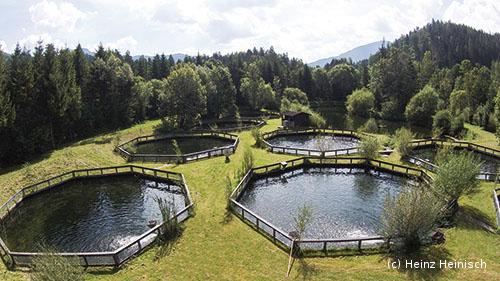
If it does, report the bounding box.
[313,104,431,138]
[135,137,233,154]
[267,134,359,150]
[412,147,500,174]
[1,175,185,253]
[238,168,408,239]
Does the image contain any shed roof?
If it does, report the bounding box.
[281,111,310,117]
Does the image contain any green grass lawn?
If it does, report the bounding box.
[0,119,499,280]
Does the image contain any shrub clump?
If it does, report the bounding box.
[394,127,414,158]
[30,244,86,281]
[251,126,264,148]
[380,183,444,251]
[433,150,482,205]
[359,118,378,134]
[346,88,375,118]
[359,137,381,160]
[155,196,184,242]
[238,149,254,178]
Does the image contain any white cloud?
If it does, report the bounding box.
[103,36,139,52]
[444,0,500,34]
[2,0,499,62]
[29,0,88,31]
[18,33,66,50]
[0,40,8,53]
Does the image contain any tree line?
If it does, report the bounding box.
[1,20,500,166]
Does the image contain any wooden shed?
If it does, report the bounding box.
[281,111,310,128]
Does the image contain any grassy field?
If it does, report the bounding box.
[0,119,499,280]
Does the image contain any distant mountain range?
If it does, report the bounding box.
[132,53,187,62]
[308,41,388,67]
[82,48,187,62]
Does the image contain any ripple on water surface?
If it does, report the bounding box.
[134,137,234,155]
[413,147,500,174]
[238,167,410,240]
[1,175,186,253]
[267,134,359,150]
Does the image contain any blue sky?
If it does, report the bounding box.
[0,0,499,62]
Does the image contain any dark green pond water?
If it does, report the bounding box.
[267,134,359,151]
[0,175,186,253]
[238,167,409,240]
[199,121,258,129]
[314,104,432,138]
[412,148,500,174]
[135,137,233,155]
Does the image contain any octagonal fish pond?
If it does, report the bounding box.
[262,129,362,157]
[116,132,239,163]
[0,166,193,266]
[408,139,500,180]
[230,157,429,251]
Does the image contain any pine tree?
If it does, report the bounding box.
[73,44,88,87]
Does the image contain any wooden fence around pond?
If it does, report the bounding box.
[262,128,365,157]
[409,138,500,181]
[116,132,239,163]
[410,139,500,158]
[229,156,429,251]
[0,166,194,267]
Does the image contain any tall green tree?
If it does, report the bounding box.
[418,51,437,88]
[312,68,330,100]
[206,65,237,118]
[51,48,82,142]
[240,63,276,110]
[0,48,15,129]
[370,47,418,120]
[159,64,207,129]
[73,44,88,87]
[328,63,358,100]
[404,85,438,126]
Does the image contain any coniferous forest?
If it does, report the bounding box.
[1,20,500,167]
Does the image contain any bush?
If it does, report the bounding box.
[359,137,380,159]
[450,114,465,137]
[404,85,438,126]
[433,150,482,203]
[359,118,378,134]
[486,113,498,133]
[432,109,451,137]
[380,183,444,251]
[394,127,414,158]
[30,244,86,281]
[309,112,326,128]
[172,139,184,164]
[250,126,264,148]
[239,149,254,178]
[346,88,375,118]
[155,196,184,242]
[380,99,402,121]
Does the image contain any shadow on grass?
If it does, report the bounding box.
[154,234,183,261]
[381,246,452,280]
[76,136,115,146]
[293,258,318,281]
[0,248,15,271]
[459,205,496,230]
[220,209,234,225]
